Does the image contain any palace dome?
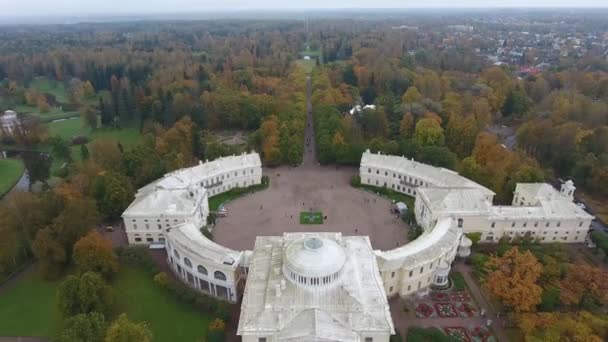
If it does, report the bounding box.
[283,237,346,288]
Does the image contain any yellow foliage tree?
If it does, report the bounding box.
[401,86,422,104]
[484,247,542,312]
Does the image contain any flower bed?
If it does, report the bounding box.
[457,302,477,318]
[444,327,470,342]
[434,303,457,318]
[450,291,472,302]
[415,303,436,318]
[469,326,492,342]
[431,291,451,302]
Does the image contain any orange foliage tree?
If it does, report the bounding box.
[484,247,542,312]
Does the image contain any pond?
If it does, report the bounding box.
[1,150,52,192]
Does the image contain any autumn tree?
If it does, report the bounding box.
[401,86,422,104]
[58,272,115,317]
[414,117,444,147]
[104,314,152,342]
[73,231,119,279]
[399,112,415,138]
[259,115,281,165]
[445,114,478,157]
[90,139,123,172]
[32,227,67,279]
[484,247,542,312]
[559,264,608,308]
[517,311,608,342]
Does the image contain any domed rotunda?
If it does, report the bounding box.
[283,237,347,289]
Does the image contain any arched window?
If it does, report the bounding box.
[184,257,192,268]
[197,265,208,275]
[174,249,180,259]
[458,218,463,228]
[214,271,227,281]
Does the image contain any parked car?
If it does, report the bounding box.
[105,225,114,232]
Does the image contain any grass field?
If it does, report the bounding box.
[30,78,68,103]
[209,183,269,211]
[0,267,211,341]
[15,105,80,123]
[0,158,25,196]
[90,128,142,149]
[296,59,316,74]
[300,211,324,224]
[47,117,89,140]
[114,267,211,342]
[0,269,63,338]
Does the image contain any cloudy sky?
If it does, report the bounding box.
[1,0,606,16]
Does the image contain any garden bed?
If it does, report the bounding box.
[300,211,324,224]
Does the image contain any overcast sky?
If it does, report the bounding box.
[1,0,606,16]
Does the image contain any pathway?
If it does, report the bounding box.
[389,261,510,341]
[453,262,509,342]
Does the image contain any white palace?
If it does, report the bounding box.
[122,150,593,342]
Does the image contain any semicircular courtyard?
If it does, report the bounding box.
[212,165,410,251]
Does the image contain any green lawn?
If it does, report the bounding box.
[90,128,142,149]
[47,117,89,140]
[0,267,211,341]
[15,105,80,123]
[300,211,324,224]
[296,59,316,74]
[208,182,269,211]
[30,78,68,103]
[114,267,211,342]
[0,269,63,338]
[0,158,25,196]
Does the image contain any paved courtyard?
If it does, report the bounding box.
[212,165,410,251]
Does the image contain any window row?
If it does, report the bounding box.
[367,168,427,187]
[287,269,341,286]
[133,233,165,243]
[172,250,228,281]
[490,220,587,229]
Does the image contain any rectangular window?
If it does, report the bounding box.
[365,338,373,342]
[391,272,395,278]
[259,338,267,342]
[420,267,424,274]
[409,271,413,277]
[491,222,495,228]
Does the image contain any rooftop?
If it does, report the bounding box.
[238,232,394,338]
[167,222,242,267]
[361,150,495,197]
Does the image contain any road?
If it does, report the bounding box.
[302,74,317,167]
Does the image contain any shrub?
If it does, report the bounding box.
[114,246,159,275]
[202,228,213,240]
[466,232,482,246]
[407,327,457,342]
[153,272,170,289]
[261,175,270,185]
[390,332,403,342]
[71,135,89,145]
[470,252,489,278]
[451,272,466,291]
[350,175,361,187]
